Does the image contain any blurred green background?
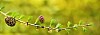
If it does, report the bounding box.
[0,0,100,35]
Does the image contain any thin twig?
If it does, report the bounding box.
[0,11,91,32]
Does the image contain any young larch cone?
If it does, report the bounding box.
[5,16,16,27]
[39,15,44,23]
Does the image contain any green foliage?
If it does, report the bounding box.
[79,20,84,25]
[27,16,33,22]
[18,15,24,19]
[11,12,19,18]
[82,27,87,32]
[35,16,40,25]
[7,11,19,18]
[55,23,62,28]
[0,7,4,11]
[65,29,71,34]
[67,21,71,27]
[89,22,94,26]
[0,11,93,35]
[50,19,56,27]
[73,24,78,30]
[34,15,44,25]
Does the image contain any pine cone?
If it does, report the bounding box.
[5,16,16,27]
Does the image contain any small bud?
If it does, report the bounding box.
[48,30,52,33]
[25,22,28,26]
[39,15,44,23]
[5,16,16,27]
[86,24,91,26]
[48,27,52,33]
[41,26,45,28]
[56,29,61,32]
[35,25,40,31]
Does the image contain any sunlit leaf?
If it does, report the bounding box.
[56,29,61,32]
[50,19,56,27]
[65,29,70,34]
[55,23,62,28]
[28,16,33,22]
[79,20,83,25]
[67,21,71,27]
[73,24,78,30]
[6,11,12,15]
[89,22,94,26]
[82,27,87,32]
[35,17,39,24]
[19,15,24,19]
[7,12,19,18]
[12,12,18,17]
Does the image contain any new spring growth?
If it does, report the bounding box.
[35,15,44,25]
[39,15,44,23]
[0,8,93,33]
[34,15,44,30]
